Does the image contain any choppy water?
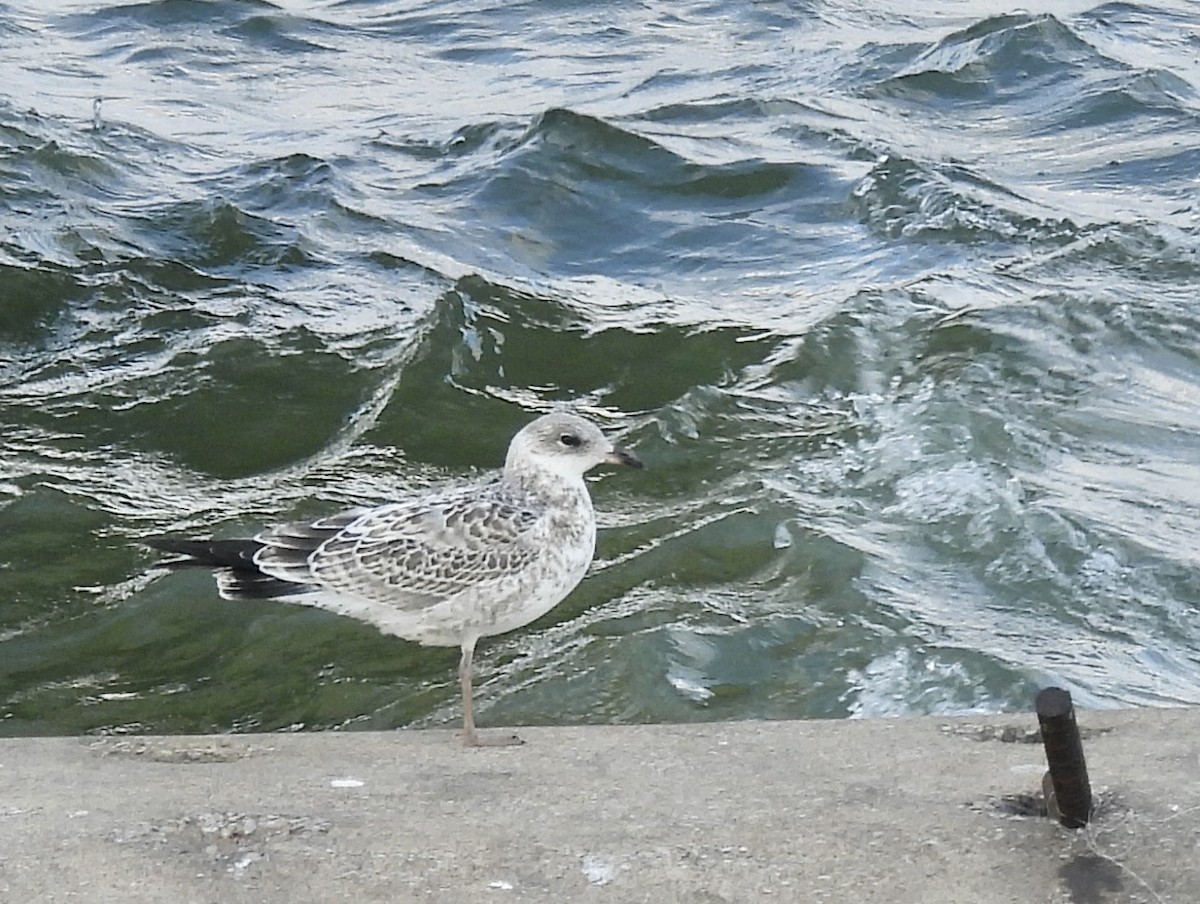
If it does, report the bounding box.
[2,0,1200,737]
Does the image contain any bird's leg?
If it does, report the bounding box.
[458,640,480,745]
[458,639,523,748]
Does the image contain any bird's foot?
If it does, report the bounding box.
[462,728,525,748]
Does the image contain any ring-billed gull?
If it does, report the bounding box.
[145,412,642,747]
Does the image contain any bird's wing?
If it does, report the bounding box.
[254,489,543,611]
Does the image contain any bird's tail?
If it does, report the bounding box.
[144,536,313,600]
[144,536,263,571]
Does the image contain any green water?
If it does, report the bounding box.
[3,1,1200,736]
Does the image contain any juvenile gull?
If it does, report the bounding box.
[145,412,642,747]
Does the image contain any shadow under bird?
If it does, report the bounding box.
[145,412,643,747]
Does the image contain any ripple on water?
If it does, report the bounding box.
[3,1,1200,734]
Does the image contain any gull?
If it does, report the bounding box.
[145,412,642,747]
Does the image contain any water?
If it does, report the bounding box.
[3,0,1200,737]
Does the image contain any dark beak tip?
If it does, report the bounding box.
[609,447,644,469]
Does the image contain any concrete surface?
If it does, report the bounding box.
[2,709,1198,903]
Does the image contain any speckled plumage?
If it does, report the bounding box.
[145,412,642,746]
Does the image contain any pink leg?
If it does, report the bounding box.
[458,639,522,748]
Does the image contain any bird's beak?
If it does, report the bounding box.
[606,444,644,469]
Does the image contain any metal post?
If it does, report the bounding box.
[1035,686,1092,828]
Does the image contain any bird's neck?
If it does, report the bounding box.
[502,465,590,504]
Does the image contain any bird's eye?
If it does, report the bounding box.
[559,433,582,448]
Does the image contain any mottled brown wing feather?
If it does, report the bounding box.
[292,491,543,611]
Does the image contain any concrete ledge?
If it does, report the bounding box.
[2,709,1198,903]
